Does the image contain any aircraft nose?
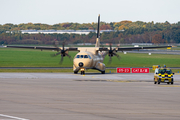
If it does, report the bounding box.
[79,62,84,67]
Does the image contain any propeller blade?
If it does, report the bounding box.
[110,43,112,50]
[108,55,112,64]
[97,14,100,39]
[62,42,65,50]
[65,53,72,61]
[51,52,61,57]
[59,54,64,64]
[52,41,71,64]
[113,52,121,60]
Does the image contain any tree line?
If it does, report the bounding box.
[0,20,180,45]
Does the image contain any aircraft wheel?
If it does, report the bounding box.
[101,71,105,74]
[81,71,85,75]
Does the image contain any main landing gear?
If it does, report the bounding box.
[101,71,105,74]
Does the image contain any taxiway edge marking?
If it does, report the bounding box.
[0,114,29,120]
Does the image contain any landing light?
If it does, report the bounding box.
[81,68,85,71]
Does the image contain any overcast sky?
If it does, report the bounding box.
[0,0,180,25]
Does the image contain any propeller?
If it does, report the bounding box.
[107,43,121,64]
[51,41,72,64]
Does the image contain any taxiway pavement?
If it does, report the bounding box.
[0,73,180,120]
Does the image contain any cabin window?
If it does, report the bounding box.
[76,55,91,59]
[88,55,92,59]
[76,55,80,58]
[84,55,88,58]
[80,55,84,58]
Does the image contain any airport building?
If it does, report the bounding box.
[7,29,120,35]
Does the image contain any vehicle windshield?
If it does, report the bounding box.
[76,55,91,59]
[159,69,172,74]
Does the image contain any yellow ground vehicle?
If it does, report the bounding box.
[154,68,174,84]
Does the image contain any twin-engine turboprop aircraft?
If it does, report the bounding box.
[5,15,172,74]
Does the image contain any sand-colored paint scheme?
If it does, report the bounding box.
[5,15,172,75]
[154,68,174,84]
[73,51,106,74]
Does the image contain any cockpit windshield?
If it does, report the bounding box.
[84,55,88,58]
[76,55,91,59]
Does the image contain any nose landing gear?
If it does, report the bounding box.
[81,71,85,75]
[80,68,85,75]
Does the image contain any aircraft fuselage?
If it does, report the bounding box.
[73,47,106,74]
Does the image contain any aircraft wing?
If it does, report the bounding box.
[98,46,172,51]
[5,45,79,51]
[117,46,172,51]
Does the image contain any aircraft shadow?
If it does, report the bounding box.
[77,72,117,75]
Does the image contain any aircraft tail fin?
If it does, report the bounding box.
[95,14,100,47]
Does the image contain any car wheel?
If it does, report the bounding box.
[171,82,173,84]
[154,78,156,84]
[167,82,169,84]
[158,82,160,84]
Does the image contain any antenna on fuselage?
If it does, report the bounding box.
[95,14,100,47]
